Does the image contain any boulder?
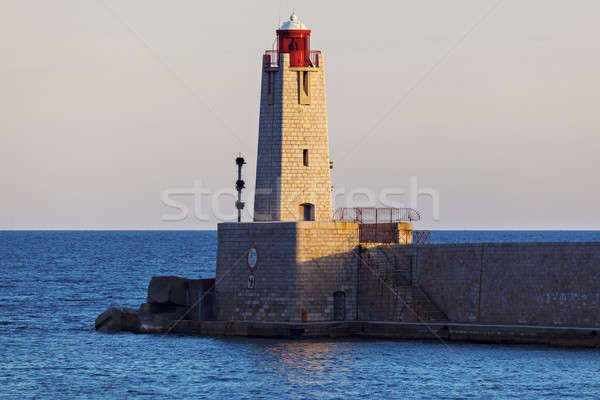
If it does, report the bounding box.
[96,276,217,333]
[95,307,141,333]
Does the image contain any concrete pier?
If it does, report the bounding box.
[156,320,600,348]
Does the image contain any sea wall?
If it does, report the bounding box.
[217,224,600,327]
[359,242,600,327]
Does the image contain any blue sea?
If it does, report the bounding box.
[2,230,600,399]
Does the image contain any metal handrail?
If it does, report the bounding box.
[264,50,321,67]
[334,207,421,223]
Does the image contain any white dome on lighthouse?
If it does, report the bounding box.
[279,12,308,30]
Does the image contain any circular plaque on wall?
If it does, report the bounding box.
[246,245,258,271]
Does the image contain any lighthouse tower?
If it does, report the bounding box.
[254,13,332,222]
[217,13,360,323]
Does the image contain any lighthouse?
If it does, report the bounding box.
[254,13,332,222]
[215,13,419,323]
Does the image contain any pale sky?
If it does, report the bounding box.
[1,0,599,230]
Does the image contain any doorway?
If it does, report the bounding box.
[299,203,315,221]
[333,291,346,321]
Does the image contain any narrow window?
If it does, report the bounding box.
[303,71,310,95]
[297,71,311,104]
[303,149,309,166]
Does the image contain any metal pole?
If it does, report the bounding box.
[235,154,246,223]
[237,162,242,222]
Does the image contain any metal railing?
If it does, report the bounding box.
[308,51,321,67]
[358,227,431,245]
[334,207,421,223]
[264,50,321,68]
[264,50,278,67]
[413,231,431,245]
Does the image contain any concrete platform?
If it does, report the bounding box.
[152,320,600,348]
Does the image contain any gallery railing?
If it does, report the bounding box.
[264,50,321,68]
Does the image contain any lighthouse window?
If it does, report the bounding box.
[298,71,311,104]
[303,71,310,95]
[303,149,309,166]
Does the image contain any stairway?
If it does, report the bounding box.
[399,285,448,323]
[361,246,449,323]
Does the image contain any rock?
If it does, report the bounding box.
[95,307,141,333]
[96,276,217,333]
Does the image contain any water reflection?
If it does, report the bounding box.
[258,340,355,386]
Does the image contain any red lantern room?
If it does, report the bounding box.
[274,13,318,67]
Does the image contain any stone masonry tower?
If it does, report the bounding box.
[254,13,332,222]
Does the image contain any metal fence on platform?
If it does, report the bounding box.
[358,227,431,245]
[412,231,431,245]
[334,208,429,244]
[334,207,421,223]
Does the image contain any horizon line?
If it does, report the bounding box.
[1,227,600,232]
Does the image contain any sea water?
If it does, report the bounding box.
[2,231,600,399]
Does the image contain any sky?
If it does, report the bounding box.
[1,0,599,230]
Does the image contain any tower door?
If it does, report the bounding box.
[300,203,315,221]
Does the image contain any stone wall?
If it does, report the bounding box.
[476,242,600,326]
[216,222,297,321]
[356,245,448,322]
[295,221,359,321]
[253,55,283,221]
[357,245,414,321]
[254,52,332,222]
[414,244,482,323]
[216,221,358,322]
[357,242,600,327]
